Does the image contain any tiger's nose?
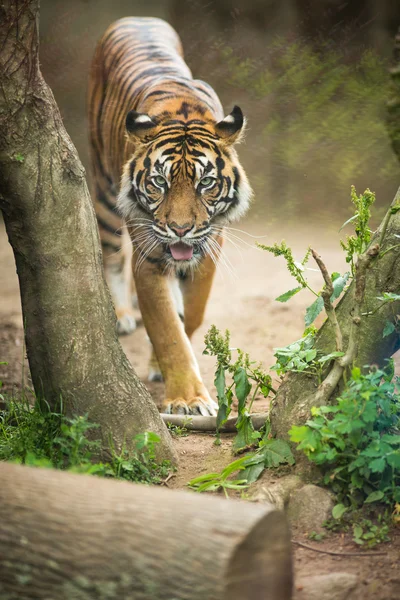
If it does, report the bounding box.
[169,222,193,237]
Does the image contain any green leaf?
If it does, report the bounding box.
[305,296,324,326]
[239,461,266,483]
[383,321,395,338]
[339,213,358,232]
[214,365,226,403]
[332,503,348,519]
[353,524,363,540]
[233,414,255,453]
[261,439,295,468]
[289,425,309,443]
[330,272,350,301]
[234,367,252,414]
[368,457,386,473]
[376,292,400,303]
[365,490,384,504]
[275,286,303,302]
[318,351,345,365]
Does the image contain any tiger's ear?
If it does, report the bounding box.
[215,106,245,144]
[126,110,159,141]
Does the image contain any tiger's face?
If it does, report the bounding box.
[118,105,252,270]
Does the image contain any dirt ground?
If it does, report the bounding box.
[1,217,399,599]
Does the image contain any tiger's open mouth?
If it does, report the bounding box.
[169,242,194,261]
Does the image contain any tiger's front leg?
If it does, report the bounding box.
[132,254,217,416]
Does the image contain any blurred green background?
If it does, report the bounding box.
[40,0,400,227]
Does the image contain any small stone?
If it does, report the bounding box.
[287,484,334,532]
[294,573,358,600]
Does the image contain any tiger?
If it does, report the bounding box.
[88,17,252,415]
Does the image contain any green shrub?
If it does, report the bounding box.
[0,397,172,484]
[289,363,400,510]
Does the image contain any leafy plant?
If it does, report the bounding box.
[352,517,390,547]
[260,187,376,330]
[340,186,375,273]
[0,396,172,484]
[188,456,254,498]
[308,531,326,542]
[166,421,190,438]
[289,364,400,509]
[204,325,274,449]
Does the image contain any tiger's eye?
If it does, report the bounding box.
[153,175,167,187]
[199,176,214,187]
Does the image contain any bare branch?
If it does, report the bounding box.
[311,248,343,352]
[161,412,269,432]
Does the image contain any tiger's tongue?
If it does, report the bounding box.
[170,242,193,261]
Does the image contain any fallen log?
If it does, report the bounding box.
[0,462,292,600]
[161,412,269,432]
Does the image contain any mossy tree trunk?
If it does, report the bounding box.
[0,0,175,462]
[271,188,400,439]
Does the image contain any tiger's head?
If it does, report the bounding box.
[118,104,252,271]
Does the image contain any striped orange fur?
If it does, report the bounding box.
[88,17,252,415]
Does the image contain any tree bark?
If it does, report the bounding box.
[0,463,293,600]
[271,187,400,439]
[0,0,176,461]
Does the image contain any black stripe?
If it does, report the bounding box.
[96,186,117,212]
[97,215,122,236]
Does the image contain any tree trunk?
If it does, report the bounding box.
[271,188,400,440]
[0,0,175,462]
[0,463,293,600]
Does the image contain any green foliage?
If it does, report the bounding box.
[0,397,172,484]
[324,512,391,548]
[261,187,373,329]
[272,332,344,383]
[308,531,326,542]
[13,153,24,163]
[340,187,375,273]
[257,241,315,296]
[289,364,400,509]
[204,325,274,450]
[221,43,397,212]
[188,456,252,498]
[106,432,171,484]
[188,435,295,496]
[166,421,190,437]
[195,327,295,490]
[239,431,295,484]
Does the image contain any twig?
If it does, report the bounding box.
[292,540,387,557]
[161,473,176,487]
[311,249,343,352]
[161,412,268,432]
[311,244,380,407]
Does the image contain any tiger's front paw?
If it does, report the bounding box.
[116,308,136,336]
[162,395,218,417]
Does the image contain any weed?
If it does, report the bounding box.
[204,325,275,450]
[188,456,252,498]
[308,531,326,542]
[325,511,391,548]
[0,396,172,485]
[166,421,190,438]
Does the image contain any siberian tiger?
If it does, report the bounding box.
[88,17,252,415]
